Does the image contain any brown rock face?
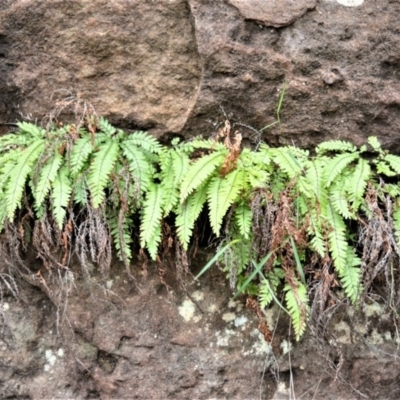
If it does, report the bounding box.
[1,0,400,151]
[228,0,317,28]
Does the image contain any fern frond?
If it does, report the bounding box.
[207,169,244,236]
[34,151,63,207]
[339,247,361,303]
[180,150,227,203]
[326,202,348,274]
[234,203,252,240]
[109,214,133,265]
[5,139,45,219]
[270,148,304,179]
[70,136,94,177]
[308,208,326,257]
[72,175,89,206]
[376,160,396,177]
[347,158,370,210]
[52,166,72,229]
[316,140,357,155]
[384,154,400,175]
[140,183,164,259]
[121,142,153,194]
[329,182,353,219]
[124,131,163,154]
[98,117,116,136]
[88,140,119,208]
[284,280,309,341]
[176,182,208,250]
[393,200,400,248]
[16,121,45,138]
[324,152,359,187]
[367,136,381,152]
[259,268,284,308]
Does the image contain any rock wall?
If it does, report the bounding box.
[1,0,400,149]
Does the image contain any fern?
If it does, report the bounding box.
[109,214,133,265]
[367,136,382,153]
[88,140,119,208]
[234,203,252,240]
[326,202,348,274]
[270,148,304,179]
[316,140,357,155]
[180,150,227,202]
[140,183,164,259]
[121,142,153,194]
[329,182,353,219]
[347,158,371,210]
[176,182,208,249]
[284,280,309,341]
[259,268,284,308]
[34,151,63,208]
[124,131,162,154]
[5,139,45,219]
[384,154,400,175]
[98,117,116,136]
[52,166,72,228]
[339,247,361,303]
[324,152,359,187]
[70,136,94,177]
[207,169,244,236]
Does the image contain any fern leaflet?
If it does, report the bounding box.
[234,203,252,240]
[324,152,359,187]
[316,140,356,155]
[52,166,72,229]
[70,136,94,177]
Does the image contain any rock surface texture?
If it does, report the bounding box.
[1,0,400,398]
[1,0,400,150]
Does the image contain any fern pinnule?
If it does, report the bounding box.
[324,152,359,187]
[367,136,382,153]
[88,140,119,208]
[180,150,227,203]
[316,139,357,155]
[176,182,208,249]
[16,121,45,139]
[140,183,164,259]
[98,117,116,136]
[270,148,304,179]
[329,182,354,219]
[207,169,244,236]
[5,139,45,219]
[52,166,72,229]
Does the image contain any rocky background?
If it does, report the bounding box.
[1,0,400,398]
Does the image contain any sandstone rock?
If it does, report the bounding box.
[1,0,400,151]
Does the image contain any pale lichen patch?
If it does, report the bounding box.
[222,312,236,322]
[178,299,196,322]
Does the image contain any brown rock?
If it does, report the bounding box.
[228,0,317,28]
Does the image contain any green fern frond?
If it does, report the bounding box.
[376,160,396,177]
[109,214,133,265]
[316,140,357,155]
[326,202,348,274]
[124,131,163,154]
[393,200,400,248]
[270,148,304,179]
[384,154,400,175]
[284,280,309,341]
[98,117,116,136]
[34,151,63,207]
[367,136,382,153]
[180,150,227,203]
[347,158,370,210]
[5,139,45,219]
[176,182,208,250]
[52,166,72,229]
[308,208,326,257]
[121,142,153,194]
[88,140,119,208]
[16,121,45,138]
[324,152,359,187]
[259,268,284,308]
[234,203,252,240]
[140,183,164,259]
[339,247,361,303]
[70,136,94,177]
[207,169,244,236]
[329,182,353,219]
[0,160,18,194]
[72,175,89,205]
